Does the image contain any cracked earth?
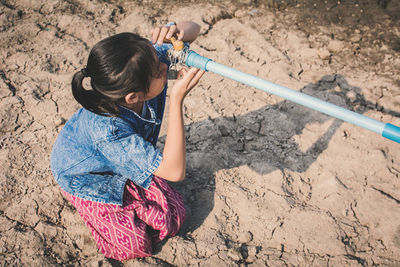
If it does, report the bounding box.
[1,0,400,266]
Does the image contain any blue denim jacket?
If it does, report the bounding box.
[51,42,179,205]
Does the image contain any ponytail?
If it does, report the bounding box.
[71,70,120,116]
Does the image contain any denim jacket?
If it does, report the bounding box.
[51,42,179,205]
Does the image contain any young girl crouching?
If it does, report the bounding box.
[50,21,204,261]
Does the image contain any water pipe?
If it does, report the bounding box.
[184,51,400,143]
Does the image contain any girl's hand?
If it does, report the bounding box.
[170,68,205,101]
[151,23,184,46]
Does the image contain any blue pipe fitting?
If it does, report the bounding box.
[185,51,212,71]
[382,123,400,143]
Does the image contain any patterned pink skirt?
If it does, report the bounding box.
[62,176,186,261]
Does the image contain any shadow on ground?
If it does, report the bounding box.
[165,74,400,236]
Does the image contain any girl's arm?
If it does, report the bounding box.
[176,21,201,42]
[153,68,204,182]
[151,21,200,45]
[151,21,203,182]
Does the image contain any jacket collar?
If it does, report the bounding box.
[118,102,161,127]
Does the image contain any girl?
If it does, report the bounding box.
[50,21,204,261]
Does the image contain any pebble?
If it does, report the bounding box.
[327,40,344,53]
[54,117,65,126]
[234,10,247,18]
[247,245,258,260]
[219,125,230,136]
[346,91,357,102]
[350,34,362,43]
[380,45,388,51]
[238,231,253,243]
[245,135,254,141]
[228,249,242,261]
[318,49,331,60]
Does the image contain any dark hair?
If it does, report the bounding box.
[71,32,160,116]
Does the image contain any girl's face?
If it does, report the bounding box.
[143,49,168,101]
[144,61,168,100]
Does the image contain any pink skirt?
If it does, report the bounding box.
[62,176,186,261]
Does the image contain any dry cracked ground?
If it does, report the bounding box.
[1,0,400,266]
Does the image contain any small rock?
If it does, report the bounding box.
[318,49,331,60]
[219,125,230,136]
[247,245,258,260]
[238,231,253,243]
[39,3,55,14]
[380,44,388,51]
[346,91,357,102]
[332,84,341,92]
[350,34,361,43]
[234,10,247,18]
[228,249,242,261]
[245,135,254,141]
[234,140,245,151]
[327,40,344,53]
[393,58,400,69]
[321,75,336,83]
[54,117,66,126]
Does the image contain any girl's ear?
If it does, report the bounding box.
[125,92,139,104]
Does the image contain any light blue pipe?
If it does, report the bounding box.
[186,51,400,143]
